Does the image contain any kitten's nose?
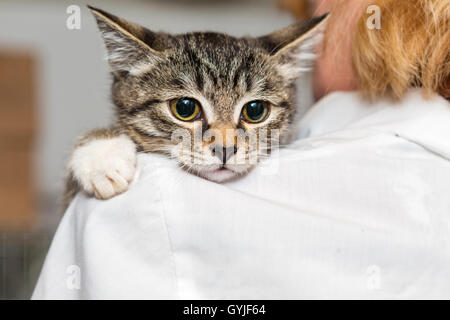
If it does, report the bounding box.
[210,145,237,164]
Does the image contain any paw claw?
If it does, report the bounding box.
[106,171,129,194]
[92,175,115,200]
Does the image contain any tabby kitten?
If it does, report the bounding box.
[64,6,328,208]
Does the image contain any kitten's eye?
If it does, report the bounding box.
[241,101,269,123]
[170,98,201,121]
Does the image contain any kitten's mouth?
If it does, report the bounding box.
[200,166,240,183]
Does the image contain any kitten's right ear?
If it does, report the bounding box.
[259,14,329,81]
[88,6,162,75]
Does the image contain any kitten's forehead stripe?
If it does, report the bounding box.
[181,43,206,91]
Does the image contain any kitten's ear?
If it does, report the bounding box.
[88,6,162,75]
[259,14,329,81]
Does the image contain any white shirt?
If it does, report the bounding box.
[33,90,450,299]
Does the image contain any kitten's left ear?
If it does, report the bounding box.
[259,14,329,81]
[88,6,164,76]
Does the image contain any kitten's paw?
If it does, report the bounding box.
[69,135,137,199]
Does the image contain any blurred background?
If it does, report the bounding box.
[0,0,309,299]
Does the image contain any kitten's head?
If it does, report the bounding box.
[89,6,327,182]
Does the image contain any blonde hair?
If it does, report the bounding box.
[353,0,450,100]
[281,0,450,100]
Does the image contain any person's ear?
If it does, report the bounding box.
[259,14,329,81]
[88,6,164,76]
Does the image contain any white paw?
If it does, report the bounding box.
[69,135,137,199]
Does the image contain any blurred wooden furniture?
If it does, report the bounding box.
[0,51,36,230]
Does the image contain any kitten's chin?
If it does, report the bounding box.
[199,168,240,183]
